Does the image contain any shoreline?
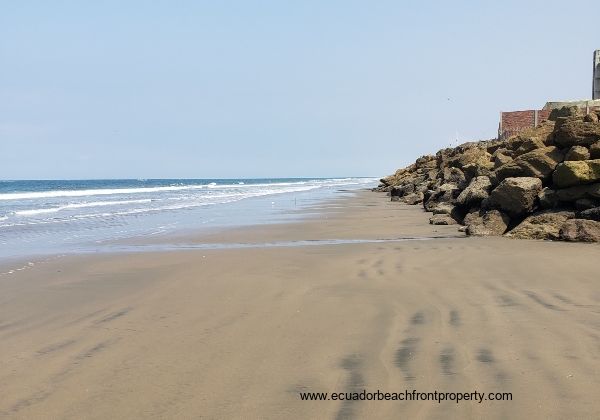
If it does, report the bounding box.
[1,191,600,419]
[0,189,456,274]
[0,178,377,261]
[0,189,372,273]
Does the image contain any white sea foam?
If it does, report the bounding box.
[0,178,375,201]
[13,199,153,216]
[0,184,334,228]
[0,185,208,200]
[0,178,378,241]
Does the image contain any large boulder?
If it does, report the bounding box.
[560,219,600,242]
[552,159,600,187]
[494,146,564,181]
[548,106,581,121]
[574,198,599,211]
[462,162,494,179]
[452,147,492,169]
[425,169,439,181]
[494,152,512,168]
[538,188,559,209]
[584,112,599,123]
[464,209,510,236]
[515,136,546,155]
[554,120,600,148]
[432,202,463,222]
[429,214,458,225]
[441,167,467,188]
[590,141,600,159]
[456,176,492,208]
[415,155,436,168]
[423,183,461,211]
[493,147,515,158]
[555,183,600,202]
[506,210,575,240]
[391,184,415,198]
[564,145,590,161]
[487,177,542,217]
[403,192,424,205]
[578,207,600,222]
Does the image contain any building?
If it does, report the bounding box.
[594,50,600,100]
[498,50,600,139]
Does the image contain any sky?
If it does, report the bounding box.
[1,0,599,179]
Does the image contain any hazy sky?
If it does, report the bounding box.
[1,1,599,179]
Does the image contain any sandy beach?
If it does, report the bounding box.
[1,190,600,419]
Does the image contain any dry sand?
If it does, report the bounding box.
[1,191,600,419]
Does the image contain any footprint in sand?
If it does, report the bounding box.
[449,310,461,327]
[477,348,495,363]
[395,337,419,380]
[410,311,426,325]
[440,347,456,376]
[335,354,366,420]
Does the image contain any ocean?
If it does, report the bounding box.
[0,178,376,259]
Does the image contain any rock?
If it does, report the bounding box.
[379,176,395,187]
[391,184,415,197]
[431,202,455,214]
[432,202,463,222]
[409,174,427,185]
[415,155,436,168]
[376,185,393,193]
[574,198,599,211]
[538,188,559,209]
[515,136,546,155]
[548,106,581,121]
[415,182,430,193]
[579,207,600,222]
[590,141,600,159]
[564,145,590,161]
[457,226,467,233]
[554,120,600,148]
[456,176,492,207]
[465,209,510,236]
[378,111,600,242]
[462,162,494,179]
[494,146,564,181]
[494,153,512,169]
[560,219,600,242]
[555,183,600,202]
[439,183,460,193]
[441,167,467,188]
[486,140,504,155]
[506,135,528,152]
[429,214,457,225]
[423,183,462,210]
[487,177,543,217]
[584,112,599,123]
[403,192,424,205]
[425,169,439,181]
[506,210,575,240]
[448,147,492,170]
[492,147,515,158]
[552,159,600,187]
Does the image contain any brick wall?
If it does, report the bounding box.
[499,106,600,139]
[499,109,552,139]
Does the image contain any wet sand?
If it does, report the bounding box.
[1,191,600,419]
